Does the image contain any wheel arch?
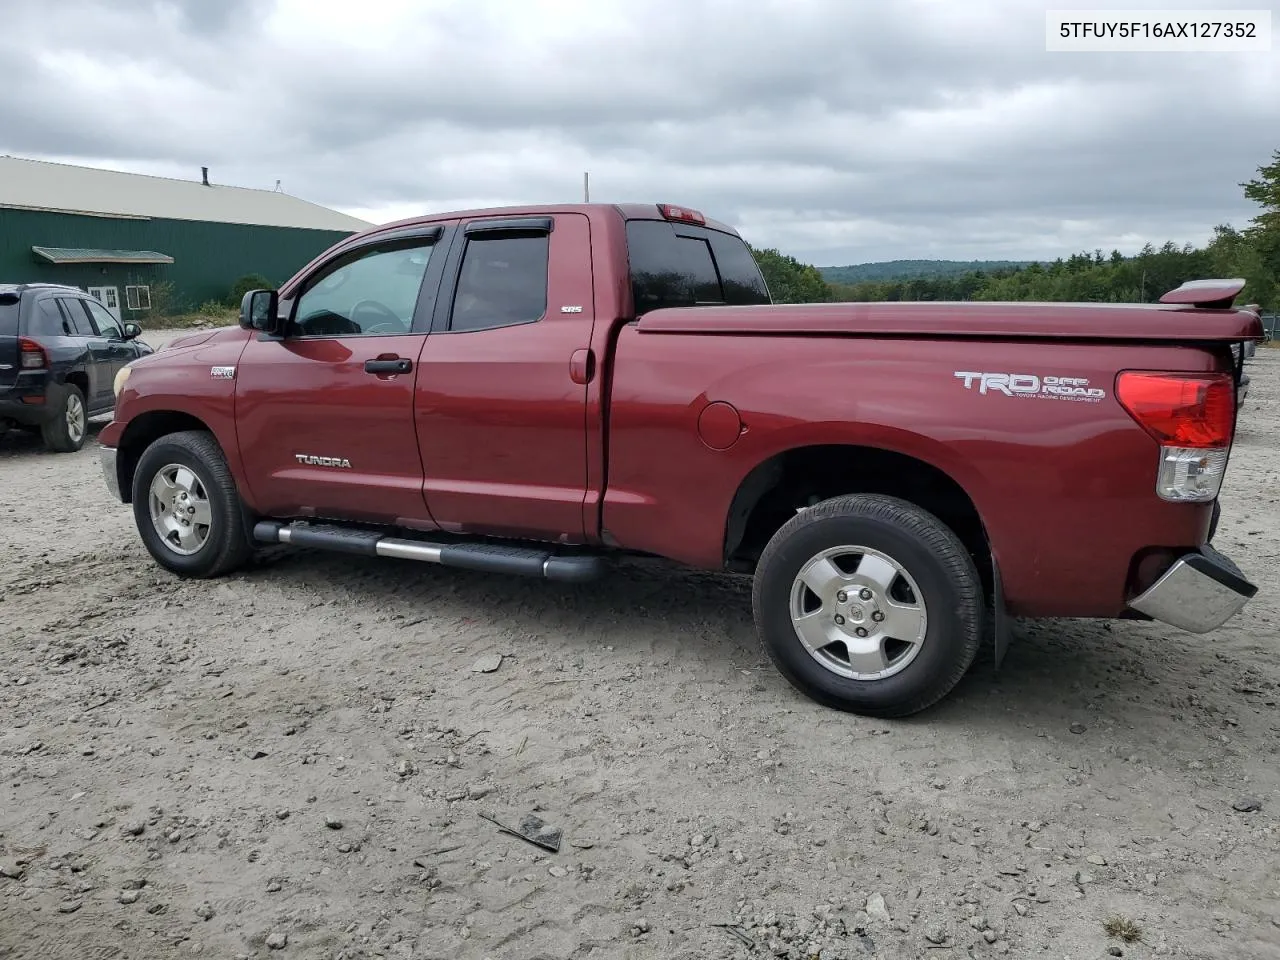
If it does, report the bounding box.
[116,410,216,504]
[63,369,89,399]
[723,441,993,597]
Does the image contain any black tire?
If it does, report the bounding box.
[41,383,88,453]
[131,430,254,578]
[752,493,984,718]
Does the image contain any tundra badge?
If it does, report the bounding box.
[295,454,353,469]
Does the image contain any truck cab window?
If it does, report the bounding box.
[625,219,771,313]
[290,241,434,337]
[708,233,772,304]
[450,234,550,333]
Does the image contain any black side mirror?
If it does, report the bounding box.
[240,289,281,335]
[122,322,142,340]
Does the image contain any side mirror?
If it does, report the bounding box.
[122,322,142,340]
[239,289,281,335]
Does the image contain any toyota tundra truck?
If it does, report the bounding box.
[97,202,1263,717]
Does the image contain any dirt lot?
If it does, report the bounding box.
[2,333,1278,960]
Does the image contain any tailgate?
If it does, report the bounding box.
[0,296,20,390]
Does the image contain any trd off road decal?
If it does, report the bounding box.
[953,371,1106,403]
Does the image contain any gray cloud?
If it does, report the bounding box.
[1,0,1275,265]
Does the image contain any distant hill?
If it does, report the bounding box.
[820,259,1038,284]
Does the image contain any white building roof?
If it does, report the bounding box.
[0,155,373,232]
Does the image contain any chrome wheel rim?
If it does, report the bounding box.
[66,393,85,444]
[789,545,928,681]
[148,464,213,556]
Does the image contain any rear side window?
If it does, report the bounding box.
[625,220,771,314]
[59,299,96,336]
[30,299,69,337]
[450,234,550,333]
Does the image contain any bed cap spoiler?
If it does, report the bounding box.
[1159,278,1246,309]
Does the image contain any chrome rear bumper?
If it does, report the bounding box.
[1129,545,1257,634]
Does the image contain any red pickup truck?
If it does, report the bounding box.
[98,202,1263,717]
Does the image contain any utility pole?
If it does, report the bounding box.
[583,171,590,203]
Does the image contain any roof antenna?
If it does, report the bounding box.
[583,171,590,203]
[201,166,209,186]
[274,179,282,192]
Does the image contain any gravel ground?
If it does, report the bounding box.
[2,332,1278,960]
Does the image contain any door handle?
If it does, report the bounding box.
[365,357,412,374]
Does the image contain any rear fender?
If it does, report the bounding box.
[723,419,998,563]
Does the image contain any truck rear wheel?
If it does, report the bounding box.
[752,493,983,718]
[131,430,254,578]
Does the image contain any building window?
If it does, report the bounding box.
[125,285,151,311]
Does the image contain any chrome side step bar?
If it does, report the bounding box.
[252,521,606,583]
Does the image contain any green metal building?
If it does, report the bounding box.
[0,156,371,320]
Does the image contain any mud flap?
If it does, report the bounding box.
[992,558,1013,670]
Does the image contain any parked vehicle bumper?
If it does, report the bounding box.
[100,445,122,501]
[1128,544,1257,634]
[0,381,56,427]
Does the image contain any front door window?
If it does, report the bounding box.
[85,299,124,339]
[290,242,434,338]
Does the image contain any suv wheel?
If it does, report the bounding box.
[752,493,984,718]
[42,384,87,453]
[132,430,254,578]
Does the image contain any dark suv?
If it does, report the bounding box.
[1,283,154,452]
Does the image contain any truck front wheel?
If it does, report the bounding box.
[131,430,254,578]
[752,493,983,718]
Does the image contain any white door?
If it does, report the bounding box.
[87,286,121,321]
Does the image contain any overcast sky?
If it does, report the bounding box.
[1,0,1276,265]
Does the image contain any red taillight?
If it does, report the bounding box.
[658,203,705,225]
[18,337,48,371]
[1116,372,1234,448]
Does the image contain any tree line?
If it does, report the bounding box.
[821,259,1034,285]
[750,148,1280,312]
